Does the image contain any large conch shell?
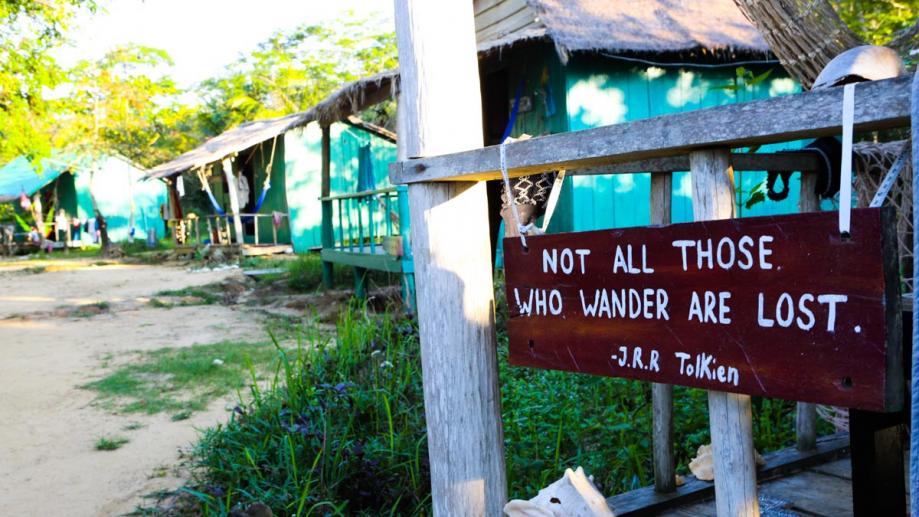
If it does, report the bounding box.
[689,443,766,481]
[504,466,615,517]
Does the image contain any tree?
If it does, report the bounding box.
[195,13,397,135]
[0,0,95,165]
[732,0,916,88]
[54,44,190,253]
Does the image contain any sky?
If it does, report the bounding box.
[54,0,394,89]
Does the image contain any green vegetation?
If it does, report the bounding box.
[84,341,280,415]
[95,436,129,451]
[287,253,397,293]
[153,286,220,306]
[71,301,110,317]
[164,298,822,516]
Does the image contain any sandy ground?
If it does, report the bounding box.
[0,259,266,516]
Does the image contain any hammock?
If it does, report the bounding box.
[195,136,277,221]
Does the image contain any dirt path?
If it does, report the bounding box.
[0,259,267,516]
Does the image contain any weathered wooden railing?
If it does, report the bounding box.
[319,185,415,306]
[168,212,290,247]
[391,63,913,517]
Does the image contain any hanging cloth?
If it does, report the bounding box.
[356,144,375,193]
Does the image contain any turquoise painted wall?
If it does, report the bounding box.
[284,122,398,253]
[563,57,804,230]
[75,155,167,242]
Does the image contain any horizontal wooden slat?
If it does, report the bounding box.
[390,76,911,184]
[608,433,850,516]
[320,248,404,273]
[474,0,503,16]
[476,6,538,42]
[475,0,528,33]
[572,152,822,175]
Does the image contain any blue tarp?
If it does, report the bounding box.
[0,156,73,203]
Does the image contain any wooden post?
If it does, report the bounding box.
[650,172,676,493]
[222,157,245,245]
[321,125,334,288]
[796,171,820,451]
[395,1,507,515]
[849,409,906,516]
[691,149,759,517]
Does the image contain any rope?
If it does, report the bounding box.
[196,167,226,216]
[499,142,530,249]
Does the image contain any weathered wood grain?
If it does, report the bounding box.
[503,207,901,410]
[573,152,822,176]
[608,433,851,516]
[394,2,506,516]
[691,149,757,517]
[650,172,676,493]
[796,175,819,451]
[389,76,911,184]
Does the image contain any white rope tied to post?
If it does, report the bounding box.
[839,83,855,235]
[499,141,530,249]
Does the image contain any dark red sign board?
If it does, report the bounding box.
[504,208,902,412]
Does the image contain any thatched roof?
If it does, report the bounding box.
[145,74,400,181]
[148,1,772,180]
[145,112,310,180]
[477,0,770,58]
[312,70,399,127]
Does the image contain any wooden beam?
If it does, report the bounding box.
[691,149,759,517]
[650,172,675,493]
[320,125,334,288]
[395,1,506,516]
[796,174,820,451]
[221,158,245,245]
[572,152,822,175]
[390,76,911,184]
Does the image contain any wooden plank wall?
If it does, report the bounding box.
[474,0,541,43]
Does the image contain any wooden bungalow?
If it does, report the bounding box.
[311,0,803,275]
[473,0,807,235]
[0,154,165,248]
[143,97,400,261]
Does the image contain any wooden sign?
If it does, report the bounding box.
[504,208,902,412]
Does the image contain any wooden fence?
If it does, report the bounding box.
[391,10,915,513]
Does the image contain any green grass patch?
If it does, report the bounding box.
[287,253,399,293]
[95,436,130,451]
[154,286,220,305]
[84,341,280,415]
[71,301,111,318]
[165,292,826,515]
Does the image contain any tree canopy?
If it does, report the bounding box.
[0,0,95,164]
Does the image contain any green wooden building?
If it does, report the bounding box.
[144,104,399,258]
[471,0,804,235]
[0,154,166,244]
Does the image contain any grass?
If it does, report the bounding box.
[71,301,111,318]
[96,436,130,451]
[144,291,828,516]
[153,286,220,306]
[286,253,397,293]
[84,341,281,415]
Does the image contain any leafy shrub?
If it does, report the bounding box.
[179,296,810,514]
[184,303,428,515]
